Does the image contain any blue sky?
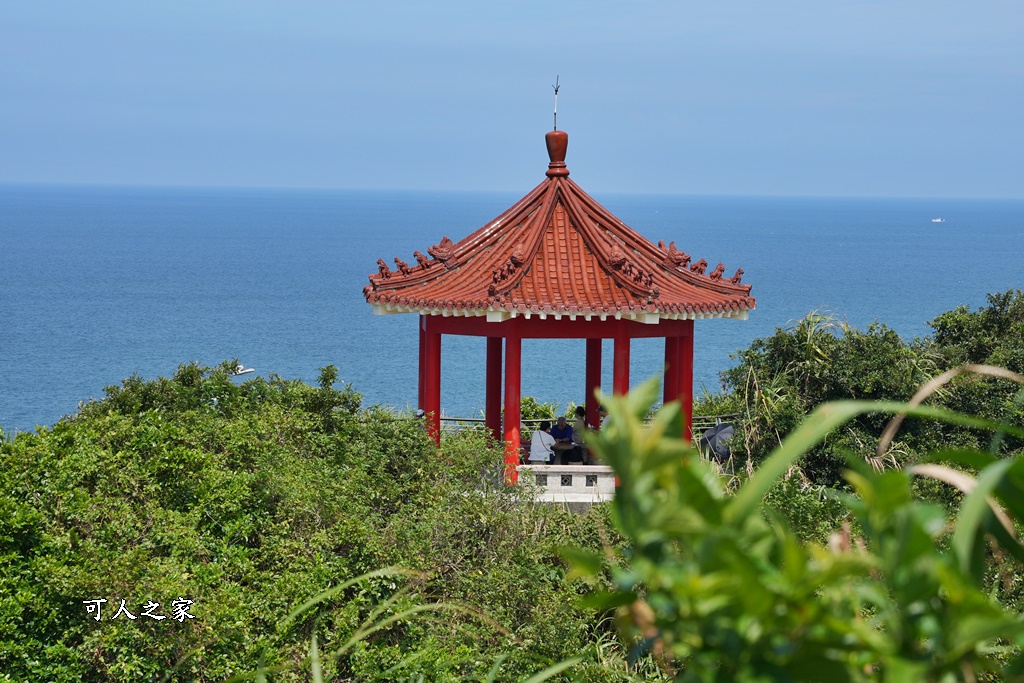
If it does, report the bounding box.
[1,1,1021,197]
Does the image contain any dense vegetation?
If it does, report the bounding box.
[1,290,1023,681]
[580,374,1024,682]
[0,364,632,682]
[700,289,1024,485]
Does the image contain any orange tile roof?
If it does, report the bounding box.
[364,131,755,322]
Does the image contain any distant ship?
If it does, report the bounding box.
[931,218,946,223]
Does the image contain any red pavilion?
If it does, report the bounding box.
[364,129,755,481]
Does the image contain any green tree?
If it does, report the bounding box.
[929,290,1024,453]
[720,313,940,483]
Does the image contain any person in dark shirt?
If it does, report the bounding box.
[550,416,582,464]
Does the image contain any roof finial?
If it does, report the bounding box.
[552,75,560,131]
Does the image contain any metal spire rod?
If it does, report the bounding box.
[552,75,560,131]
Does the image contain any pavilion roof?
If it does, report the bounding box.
[363,130,755,323]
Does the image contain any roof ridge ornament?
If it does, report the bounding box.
[606,234,656,295]
[546,78,568,177]
[427,236,455,265]
[545,130,569,178]
[509,242,526,267]
[658,240,692,269]
[413,250,431,268]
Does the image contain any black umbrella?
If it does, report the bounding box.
[699,423,734,462]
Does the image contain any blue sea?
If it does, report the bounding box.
[2,184,1022,433]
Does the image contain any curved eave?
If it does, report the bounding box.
[364,149,758,321]
[368,300,754,322]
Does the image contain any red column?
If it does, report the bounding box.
[418,316,426,409]
[585,338,602,428]
[503,323,522,484]
[613,323,631,396]
[423,317,442,445]
[678,321,695,442]
[485,337,503,442]
[663,335,679,405]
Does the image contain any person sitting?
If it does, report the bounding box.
[528,420,556,464]
[551,415,583,464]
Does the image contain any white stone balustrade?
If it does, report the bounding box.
[516,464,616,508]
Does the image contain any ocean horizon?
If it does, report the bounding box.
[2,183,1022,433]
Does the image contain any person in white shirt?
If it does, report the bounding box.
[529,420,556,464]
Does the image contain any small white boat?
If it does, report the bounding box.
[234,365,255,375]
[931,218,946,223]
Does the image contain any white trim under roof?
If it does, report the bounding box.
[371,303,753,321]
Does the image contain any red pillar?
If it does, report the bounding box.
[485,337,503,442]
[613,323,631,396]
[678,321,695,442]
[585,338,602,428]
[503,324,522,483]
[418,316,426,409]
[423,317,442,445]
[663,335,679,405]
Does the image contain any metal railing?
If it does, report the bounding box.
[692,413,741,434]
[437,413,742,437]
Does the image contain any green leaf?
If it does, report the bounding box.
[578,590,637,612]
[310,633,322,683]
[521,656,584,683]
[883,656,930,683]
[559,546,604,578]
[953,458,1015,578]
[280,567,415,631]
[923,448,998,470]
[729,401,872,523]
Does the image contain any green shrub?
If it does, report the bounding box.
[0,363,640,682]
[567,375,1024,682]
